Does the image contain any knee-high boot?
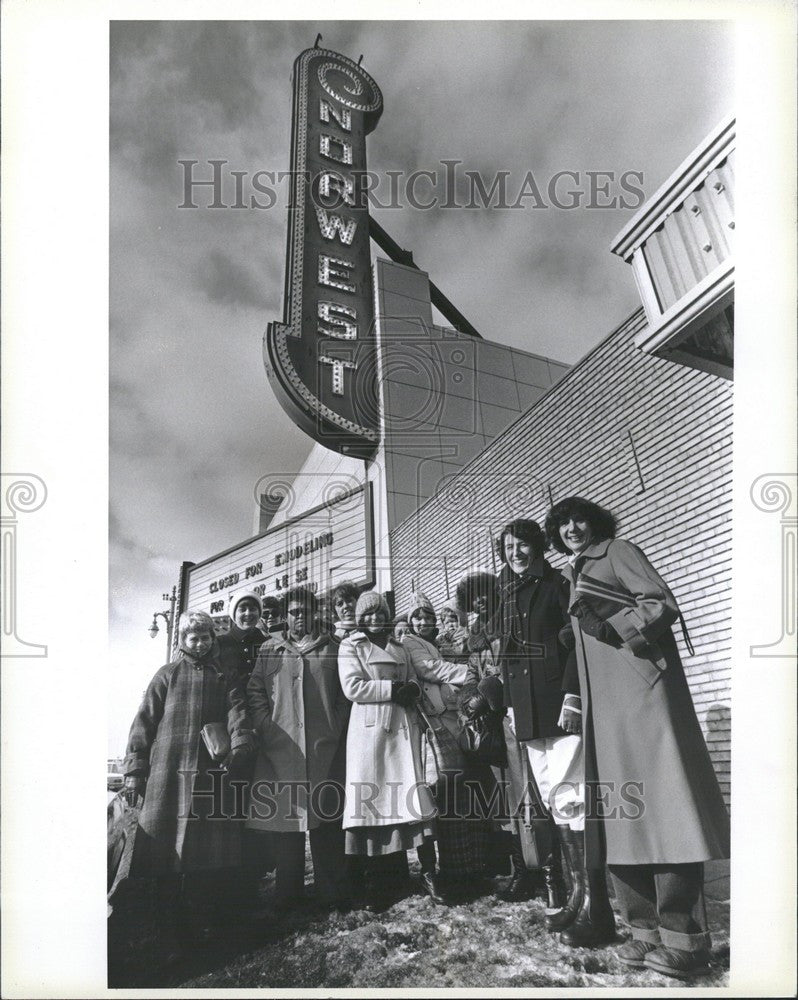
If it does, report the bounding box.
[545,826,583,930]
[496,832,536,901]
[558,831,616,947]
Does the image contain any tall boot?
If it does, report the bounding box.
[559,833,616,947]
[496,833,536,902]
[545,827,583,930]
[417,839,448,905]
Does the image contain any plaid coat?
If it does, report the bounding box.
[123,652,255,875]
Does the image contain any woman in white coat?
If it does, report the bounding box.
[338,591,445,910]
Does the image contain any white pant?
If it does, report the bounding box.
[507,708,585,831]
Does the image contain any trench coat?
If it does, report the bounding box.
[245,632,350,833]
[499,557,580,741]
[123,653,255,875]
[338,632,437,830]
[401,632,468,738]
[563,537,731,867]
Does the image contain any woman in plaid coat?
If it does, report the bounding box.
[123,611,255,957]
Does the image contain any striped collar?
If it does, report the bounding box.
[568,538,613,563]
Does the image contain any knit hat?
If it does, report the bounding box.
[355,590,391,627]
[228,590,263,622]
[439,600,461,623]
[406,591,435,620]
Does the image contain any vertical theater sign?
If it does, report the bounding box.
[266,47,384,456]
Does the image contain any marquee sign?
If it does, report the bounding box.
[265,47,384,456]
[181,484,374,619]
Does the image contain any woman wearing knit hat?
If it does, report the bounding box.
[401,591,473,897]
[219,591,270,684]
[437,600,469,661]
[338,590,446,910]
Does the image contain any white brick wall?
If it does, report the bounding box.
[390,308,733,805]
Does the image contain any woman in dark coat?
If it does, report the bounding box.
[218,590,269,682]
[545,497,730,979]
[455,571,511,883]
[475,519,591,937]
[123,611,255,958]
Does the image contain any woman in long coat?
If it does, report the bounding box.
[545,496,730,979]
[245,586,351,911]
[338,590,442,910]
[123,611,255,954]
[400,592,472,896]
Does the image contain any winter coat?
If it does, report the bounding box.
[400,632,468,738]
[338,632,437,829]
[461,632,503,699]
[245,632,350,833]
[498,556,580,741]
[218,623,269,683]
[123,653,255,875]
[563,537,731,866]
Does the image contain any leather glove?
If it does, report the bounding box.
[123,774,145,806]
[477,673,504,712]
[221,747,250,777]
[558,622,576,650]
[391,680,421,707]
[461,690,491,722]
[571,598,621,647]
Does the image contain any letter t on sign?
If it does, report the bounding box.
[319,355,357,395]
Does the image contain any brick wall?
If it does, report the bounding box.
[389,308,732,804]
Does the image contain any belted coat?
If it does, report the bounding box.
[563,537,730,867]
[245,632,350,833]
[337,632,437,830]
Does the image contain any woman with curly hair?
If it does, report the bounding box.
[545,496,730,978]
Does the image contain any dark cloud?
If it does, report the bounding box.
[194,247,270,310]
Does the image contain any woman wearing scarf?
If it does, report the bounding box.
[479,518,609,945]
[245,586,352,913]
[329,580,360,643]
[545,497,730,978]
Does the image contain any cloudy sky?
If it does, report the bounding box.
[109,19,733,753]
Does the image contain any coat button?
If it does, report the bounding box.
[510,672,515,678]
[523,669,528,675]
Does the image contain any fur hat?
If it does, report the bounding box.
[406,591,435,620]
[355,590,391,627]
[455,571,500,615]
[228,590,263,622]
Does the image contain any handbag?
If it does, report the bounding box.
[458,710,508,769]
[200,722,231,762]
[416,700,466,786]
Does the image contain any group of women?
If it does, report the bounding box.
[122,495,729,980]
